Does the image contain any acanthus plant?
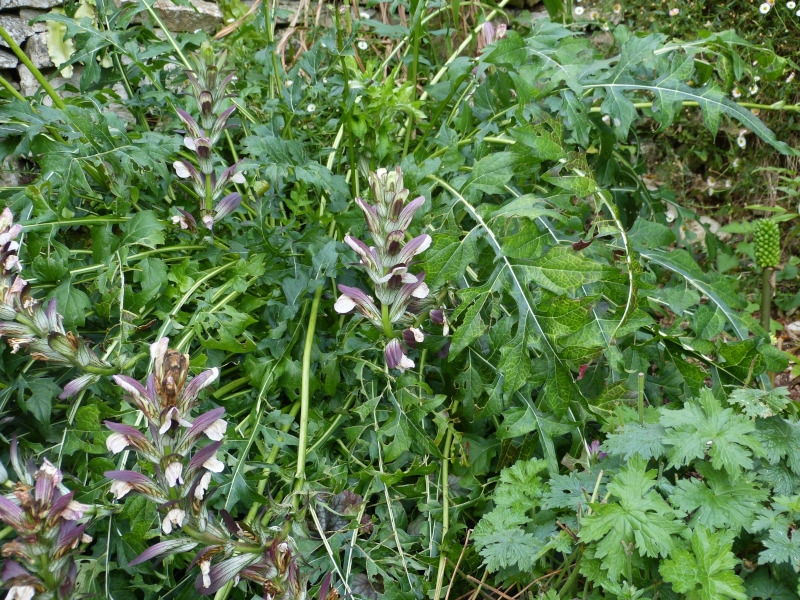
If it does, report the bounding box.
[0,441,93,600]
[335,167,450,371]
[104,338,307,598]
[0,208,126,399]
[172,46,246,232]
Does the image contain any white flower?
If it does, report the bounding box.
[732,158,740,168]
[787,72,796,83]
[725,179,732,188]
[205,419,228,441]
[752,108,761,116]
[106,433,129,454]
[574,6,585,14]
[203,454,225,473]
[307,103,316,113]
[284,79,293,87]
[323,77,328,84]
[162,508,185,534]
[754,75,761,82]
[669,7,679,15]
[796,7,800,15]
[749,84,759,95]
[409,327,425,343]
[195,471,212,499]
[202,215,214,230]
[613,3,622,13]
[359,10,369,18]
[183,136,197,151]
[231,171,246,184]
[665,209,677,223]
[602,22,610,30]
[760,2,771,12]
[732,87,741,98]
[706,177,716,187]
[589,10,599,18]
[787,1,796,8]
[165,462,184,487]
[200,559,212,588]
[173,161,190,178]
[110,480,132,499]
[171,214,191,230]
[737,135,747,148]
[357,40,368,50]
[6,586,35,600]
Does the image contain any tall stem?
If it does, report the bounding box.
[761,268,773,335]
[434,401,458,600]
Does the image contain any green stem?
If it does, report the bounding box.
[292,285,323,508]
[381,303,395,339]
[637,372,644,425]
[434,401,458,600]
[761,268,773,334]
[0,72,27,102]
[558,549,584,599]
[0,25,66,110]
[402,0,425,158]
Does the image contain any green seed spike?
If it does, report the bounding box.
[753,219,781,269]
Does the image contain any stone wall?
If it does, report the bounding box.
[0,0,233,97]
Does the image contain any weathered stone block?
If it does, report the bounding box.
[0,48,19,69]
[113,0,223,33]
[0,0,62,9]
[0,15,35,49]
[23,31,53,68]
[19,9,49,33]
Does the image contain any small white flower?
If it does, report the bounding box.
[6,586,36,600]
[284,79,293,87]
[706,440,713,446]
[752,108,761,116]
[737,135,747,149]
[665,209,677,223]
[323,77,328,84]
[602,22,610,30]
[732,158,740,168]
[796,7,800,15]
[398,354,415,372]
[706,177,716,187]
[307,103,316,113]
[589,9,599,18]
[183,136,197,151]
[787,1,796,8]
[754,75,761,82]
[787,72,796,83]
[359,10,369,18]
[195,471,212,499]
[357,40,368,50]
[203,454,225,473]
[202,215,214,230]
[574,6,585,14]
[759,2,771,12]
[669,7,679,15]
[200,559,212,588]
[231,171,246,184]
[162,508,185,534]
[725,179,732,188]
[173,161,190,179]
[110,480,132,499]
[205,419,228,441]
[749,84,759,95]
[165,462,184,487]
[106,433,129,454]
[732,87,741,98]
[409,327,425,343]
[613,3,622,13]
[412,282,430,299]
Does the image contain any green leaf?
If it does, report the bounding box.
[579,455,684,581]
[51,278,91,329]
[493,458,548,512]
[660,525,747,600]
[755,417,800,474]
[601,422,667,461]
[519,245,612,296]
[121,211,166,249]
[670,462,767,533]
[759,528,800,572]
[462,152,516,196]
[661,388,765,477]
[426,230,478,287]
[729,388,791,419]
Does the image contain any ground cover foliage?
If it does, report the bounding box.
[0,0,799,598]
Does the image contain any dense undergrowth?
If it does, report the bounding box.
[0,0,799,598]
